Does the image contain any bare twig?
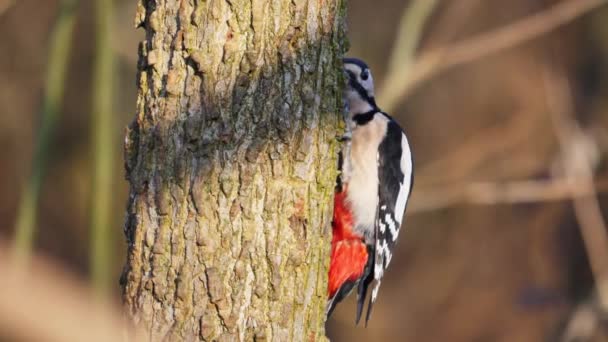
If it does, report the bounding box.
[13,0,79,263]
[414,108,546,187]
[90,0,114,297]
[410,178,608,214]
[542,66,608,310]
[377,0,440,108]
[0,0,14,17]
[560,293,603,342]
[380,0,608,111]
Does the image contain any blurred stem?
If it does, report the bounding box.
[380,0,608,110]
[12,0,79,263]
[387,0,439,76]
[0,0,15,17]
[90,0,114,296]
[543,65,608,310]
[377,0,439,111]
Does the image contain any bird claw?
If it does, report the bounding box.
[337,132,352,142]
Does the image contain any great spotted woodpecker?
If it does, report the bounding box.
[327,58,414,325]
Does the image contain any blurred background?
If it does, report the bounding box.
[1,0,608,341]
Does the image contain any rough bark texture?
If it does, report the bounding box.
[121,0,347,340]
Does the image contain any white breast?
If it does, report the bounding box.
[346,114,389,238]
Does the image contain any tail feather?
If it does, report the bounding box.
[326,294,338,318]
[355,245,375,325]
[326,277,356,319]
[365,280,379,326]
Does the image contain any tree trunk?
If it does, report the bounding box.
[121,0,346,340]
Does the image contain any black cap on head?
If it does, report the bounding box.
[343,57,369,70]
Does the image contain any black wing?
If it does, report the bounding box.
[358,118,414,325]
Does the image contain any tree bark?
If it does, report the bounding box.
[121,0,347,340]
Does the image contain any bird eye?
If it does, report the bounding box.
[360,69,369,81]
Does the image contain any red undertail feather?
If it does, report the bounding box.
[328,188,368,299]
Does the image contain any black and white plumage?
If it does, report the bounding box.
[338,57,414,324]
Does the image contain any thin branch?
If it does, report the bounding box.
[380,0,608,111]
[12,0,79,263]
[543,65,608,310]
[409,178,608,214]
[560,293,603,342]
[377,0,440,108]
[90,0,114,296]
[0,0,14,17]
[414,108,544,187]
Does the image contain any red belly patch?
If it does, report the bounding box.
[328,188,368,298]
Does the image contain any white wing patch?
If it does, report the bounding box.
[374,238,393,278]
[369,127,414,315]
[385,213,399,241]
[394,132,413,229]
[379,219,386,233]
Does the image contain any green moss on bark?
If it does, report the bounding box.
[121,0,347,340]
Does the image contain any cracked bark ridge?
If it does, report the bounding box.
[121,0,347,340]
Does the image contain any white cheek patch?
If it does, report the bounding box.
[364,76,374,97]
[344,64,362,76]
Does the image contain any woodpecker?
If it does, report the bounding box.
[327,58,414,325]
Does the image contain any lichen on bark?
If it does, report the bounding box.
[121,0,347,340]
